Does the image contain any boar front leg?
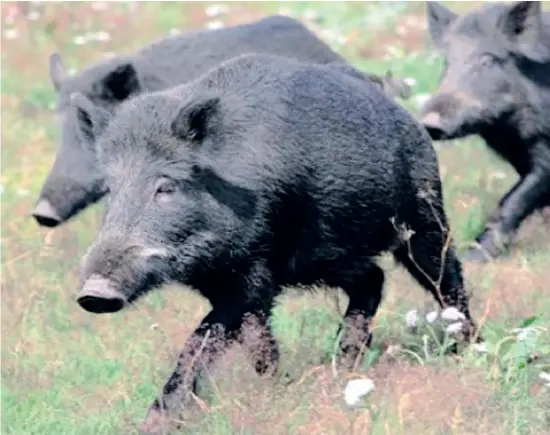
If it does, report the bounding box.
[140,309,239,434]
[465,162,550,263]
[141,279,279,433]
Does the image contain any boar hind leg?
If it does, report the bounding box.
[393,217,479,344]
[334,262,385,370]
[467,166,550,262]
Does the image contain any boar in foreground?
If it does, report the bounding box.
[74,53,477,434]
[420,1,550,262]
[33,14,411,229]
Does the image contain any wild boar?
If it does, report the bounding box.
[74,53,478,433]
[420,1,550,262]
[33,15,410,228]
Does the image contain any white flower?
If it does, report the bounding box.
[385,344,402,356]
[205,4,229,18]
[441,307,466,322]
[426,311,438,324]
[169,28,181,36]
[513,327,538,342]
[278,8,293,17]
[539,372,550,382]
[150,323,159,330]
[206,20,224,30]
[491,171,507,180]
[539,372,550,388]
[472,342,488,353]
[28,11,40,21]
[16,188,30,197]
[4,28,18,40]
[344,378,375,406]
[91,2,108,11]
[303,9,319,22]
[95,31,110,42]
[73,35,88,45]
[404,77,417,87]
[414,93,431,110]
[405,309,418,328]
[320,28,347,46]
[445,321,463,335]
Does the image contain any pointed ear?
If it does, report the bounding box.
[49,52,67,92]
[384,70,394,80]
[426,2,457,47]
[101,62,141,101]
[498,1,541,49]
[70,92,111,144]
[171,96,220,142]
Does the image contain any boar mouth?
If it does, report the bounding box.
[420,112,476,142]
[77,275,127,314]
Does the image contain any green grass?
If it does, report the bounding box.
[2,2,550,434]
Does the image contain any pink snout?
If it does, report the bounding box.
[77,274,127,314]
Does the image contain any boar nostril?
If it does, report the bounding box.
[77,275,126,314]
[32,199,62,227]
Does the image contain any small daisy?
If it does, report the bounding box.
[405,309,418,329]
[73,35,88,45]
[445,321,463,335]
[441,306,466,322]
[344,378,375,406]
[4,28,18,40]
[426,310,438,324]
[206,20,224,30]
[205,4,229,18]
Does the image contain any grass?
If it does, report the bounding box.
[1,1,550,434]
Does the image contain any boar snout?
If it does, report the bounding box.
[420,111,447,141]
[32,199,62,227]
[78,274,127,314]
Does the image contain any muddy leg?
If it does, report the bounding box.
[237,306,280,378]
[334,263,385,370]
[140,308,241,434]
[394,228,479,344]
[467,167,550,263]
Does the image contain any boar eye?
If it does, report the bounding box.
[154,177,177,201]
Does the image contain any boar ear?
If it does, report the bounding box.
[498,1,541,48]
[101,62,141,102]
[49,52,68,93]
[171,96,220,142]
[426,2,457,47]
[70,92,111,144]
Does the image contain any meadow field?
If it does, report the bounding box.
[1,2,549,434]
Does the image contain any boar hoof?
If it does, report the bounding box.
[462,245,510,264]
[77,275,126,313]
[32,199,62,227]
[140,407,177,435]
[462,246,494,264]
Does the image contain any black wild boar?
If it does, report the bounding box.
[73,53,477,433]
[420,1,550,262]
[32,14,410,229]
